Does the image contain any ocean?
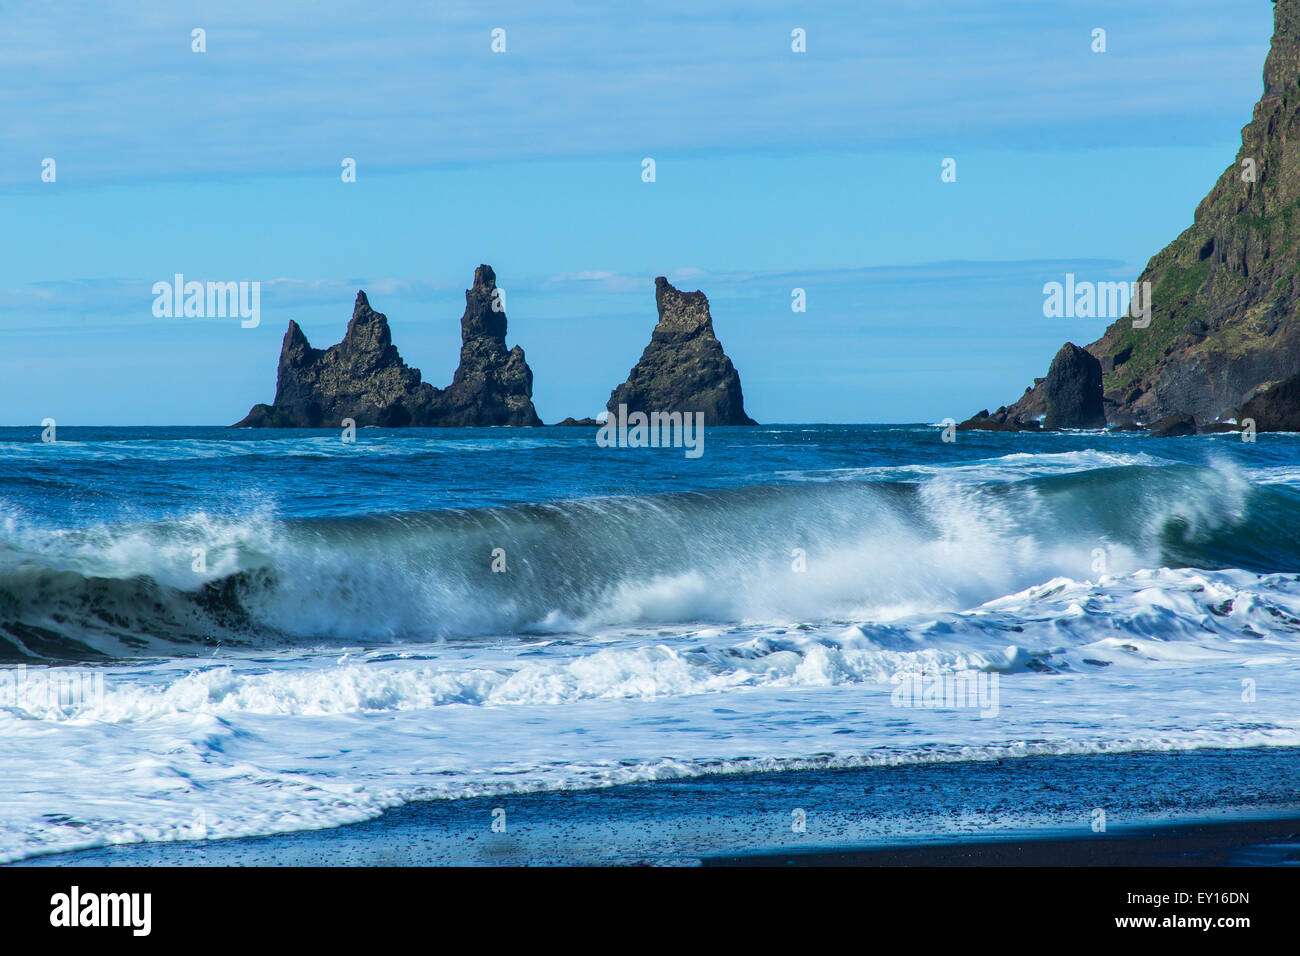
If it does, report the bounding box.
[2,424,1299,864]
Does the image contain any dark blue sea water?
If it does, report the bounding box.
[2,424,1299,861]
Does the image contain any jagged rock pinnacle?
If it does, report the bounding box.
[607,277,757,426]
[233,266,542,427]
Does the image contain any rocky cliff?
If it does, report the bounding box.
[608,277,757,426]
[974,0,1300,431]
[234,265,542,428]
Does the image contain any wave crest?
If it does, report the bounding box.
[1,463,1296,661]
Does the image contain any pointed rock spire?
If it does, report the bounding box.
[342,289,394,360]
[608,277,757,426]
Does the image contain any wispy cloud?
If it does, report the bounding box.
[0,0,1271,186]
[3,257,1136,320]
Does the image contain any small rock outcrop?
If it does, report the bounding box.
[234,265,542,427]
[554,417,603,427]
[1148,413,1198,438]
[608,277,757,426]
[1197,421,1241,434]
[956,408,1041,432]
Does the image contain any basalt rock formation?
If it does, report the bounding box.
[959,342,1102,430]
[1147,413,1199,438]
[1239,369,1300,429]
[233,265,542,427]
[608,277,757,426]
[956,410,1040,432]
[969,0,1300,432]
[1042,343,1106,429]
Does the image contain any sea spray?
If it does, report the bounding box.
[0,462,1293,661]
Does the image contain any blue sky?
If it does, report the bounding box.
[0,0,1277,424]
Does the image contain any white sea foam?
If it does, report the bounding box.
[773,449,1170,484]
[3,565,1299,863]
[4,438,1299,863]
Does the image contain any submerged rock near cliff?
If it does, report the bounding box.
[608,277,757,426]
[970,0,1300,432]
[233,265,542,427]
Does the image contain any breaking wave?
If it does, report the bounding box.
[2,461,1298,661]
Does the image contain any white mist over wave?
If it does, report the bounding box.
[0,454,1278,656]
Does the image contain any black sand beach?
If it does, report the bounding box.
[13,747,1300,867]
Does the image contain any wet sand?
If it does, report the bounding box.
[12,747,1300,867]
